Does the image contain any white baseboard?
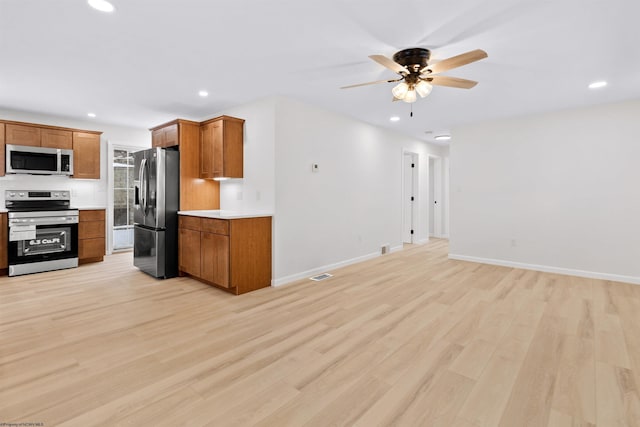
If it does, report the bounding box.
[390,244,404,253]
[273,250,381,287]
[448,253,640,285]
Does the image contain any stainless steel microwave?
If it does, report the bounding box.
[5,144,74,175]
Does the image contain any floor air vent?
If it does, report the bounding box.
[310,273,333,281]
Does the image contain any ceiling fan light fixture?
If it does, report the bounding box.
[391,82,409,99]
[415,80,433,98]
[403,89,417,103]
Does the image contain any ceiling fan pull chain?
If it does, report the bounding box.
[410,104,413,118]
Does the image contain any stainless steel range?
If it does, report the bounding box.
[5,190,79,276]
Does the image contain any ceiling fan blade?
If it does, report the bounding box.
[369,55,408,74]
[422,49,488,75]
[425,75,478,89]
[340,79,399,89]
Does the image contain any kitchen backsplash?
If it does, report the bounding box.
[0,174,107,208]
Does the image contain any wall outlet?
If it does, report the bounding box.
[510,239,517,248]
[381,243,390,254]
[312,163,319,172]
[237,191,243,201]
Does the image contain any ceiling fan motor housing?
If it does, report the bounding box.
[393,48,431,73]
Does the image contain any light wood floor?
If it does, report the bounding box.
[2,240,640,426]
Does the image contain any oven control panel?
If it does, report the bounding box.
[5,190,71,201]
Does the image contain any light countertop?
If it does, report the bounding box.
[178,210,273,219]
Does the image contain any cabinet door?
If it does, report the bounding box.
[73,132,101,179]
[179,228,201,276]
[0,213,7,269]
[201,232,230,287]
[6,124,41,146]
[164,124,179,147]
[41,129,72,149]
[211,121,224,178]
[200,123,214,178]
[151,128,165,148]
[222,119,244,178]
[0,123,5,176]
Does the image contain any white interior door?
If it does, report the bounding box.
[429,156,443,237]
[429,157,435,236]
[402,153,416,243]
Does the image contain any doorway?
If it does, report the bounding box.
[429,156,446,238]
[402,152,418,243]
[112,147,136,250]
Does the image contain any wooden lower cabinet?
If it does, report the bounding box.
[79,209,105,264]
[178,228,201,277]
[201,232,230,287]
[0,213,7,271]
[178,215,271,295]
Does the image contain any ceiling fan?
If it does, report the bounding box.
[341,48,488,103]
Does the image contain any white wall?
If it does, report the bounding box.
[0,108,150,208]
[272,97,446,284]
[450,99,640,283]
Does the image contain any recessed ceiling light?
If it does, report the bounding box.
[434,135,451,141]
[588,81,607,89]
[87,113,96,118]
[88,0,115,12]
[390,116,400,122]
[198,90,209,97]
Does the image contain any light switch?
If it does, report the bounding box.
[312,163,319,172]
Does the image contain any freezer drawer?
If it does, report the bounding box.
[134,226,166,278]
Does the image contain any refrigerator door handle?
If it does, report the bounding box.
[139,158,148,213]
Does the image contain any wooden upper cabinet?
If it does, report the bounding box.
[41,129,72,149]
[72,132,101,179]
[151,123,179,148]
[0,120,102,178]
[5,124,41,146]
[199,116,244,179]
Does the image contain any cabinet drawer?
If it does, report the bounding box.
[179,215,201,231]
[79,237,105,259]
[80,209,105,222]
[201,218,229,235]
[79,221,105,239]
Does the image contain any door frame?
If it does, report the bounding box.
[428,154,450,238]
[107,142,140,254]
[401,150,419,244]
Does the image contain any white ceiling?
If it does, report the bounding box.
[1,0,639,143]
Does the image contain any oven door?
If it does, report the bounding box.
[8,223,78,266]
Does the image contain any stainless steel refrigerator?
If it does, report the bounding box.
[133,147,180,278]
